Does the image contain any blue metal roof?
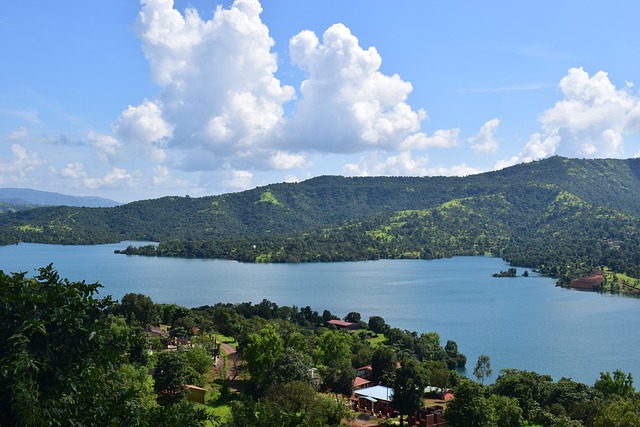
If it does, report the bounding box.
[354,385,393,402]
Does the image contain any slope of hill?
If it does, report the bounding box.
[0,188,121,209]
[1,156,639,286]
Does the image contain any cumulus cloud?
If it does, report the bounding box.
[540,67,640,157]
[497,68,640,169]
[287,24,427,152]
[134,0,294,162]
[468,119,500,154]
[114,100,172,162]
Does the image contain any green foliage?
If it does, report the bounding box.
[243,324,284,393]
[445,379,494,427]
[594,369,635,398]
[594,396,640,427]
[392,357,429,426]
[154,350,192,405]
[0,265,210,426]
[473,354,493,384]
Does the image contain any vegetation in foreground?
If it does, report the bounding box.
[2,266,640,426]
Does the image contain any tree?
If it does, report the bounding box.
[314,331,355,397]
[392,358,428,427]
[153,351,192,405]
[445,379,493,427]
[594,396,640,427]
[344,311,361,323]
[368,315,387,334]
[271,348,313,385]
[243,324,284,393]
[486,394,524,426]
[473,354,493,385]
[594,369,635,398]
[371,345,396,385]
[117,292,160,326]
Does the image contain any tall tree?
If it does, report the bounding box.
[243,324,284,393]
[314,331,355,397]
[594,370,635,398]
[473,354,493,385]
[392,358,428,427]
[371,345,396,385]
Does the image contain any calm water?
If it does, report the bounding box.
[2,241,639,385]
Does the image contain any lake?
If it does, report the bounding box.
[2,241,639,385]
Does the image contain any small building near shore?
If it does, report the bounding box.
[327,319,358,331]
[354,385,394,415]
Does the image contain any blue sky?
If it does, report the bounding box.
[2,1,640,203]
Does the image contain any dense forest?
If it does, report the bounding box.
[2,156,640,291]
[2,266,639,426]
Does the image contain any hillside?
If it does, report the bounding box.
[1,156,640,286]
[0,187,121,211]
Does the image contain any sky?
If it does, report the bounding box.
[2,1,640,203]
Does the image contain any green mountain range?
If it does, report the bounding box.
[1,156,640,288]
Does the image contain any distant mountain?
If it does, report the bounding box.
[1,156,640,288]
[0,188,121,209]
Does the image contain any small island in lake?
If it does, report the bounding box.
[493,267,518,277]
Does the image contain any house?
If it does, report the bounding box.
[327,319,358,331]
[355,364,373,380]
[354,385,394,415]
[353,376,371,390]
[186,385,206,404]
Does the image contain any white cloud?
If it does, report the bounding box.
[60,162,135,190]
[88,131,122,163]
[343,151,430,176]
[268,151,309,170]
[5,126,29,141]
[0,144,46,180]
[114,99,172,162]
[134,0,294,162]
[223,168,253,191]
[151,165,190,188]
[287,23,426,152]
[61,162,88,179]
[468,119,500,154]
[83,168,135,190]
[497,68,640,169]
[539,67,640,158]
[400,129,460,150]
[425,163,482,177]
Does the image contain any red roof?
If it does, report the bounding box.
[353,377,371,388]
[327,319,355,328]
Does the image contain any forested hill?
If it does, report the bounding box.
[1,156,640,285]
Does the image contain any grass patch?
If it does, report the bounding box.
[368,333,387,347]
